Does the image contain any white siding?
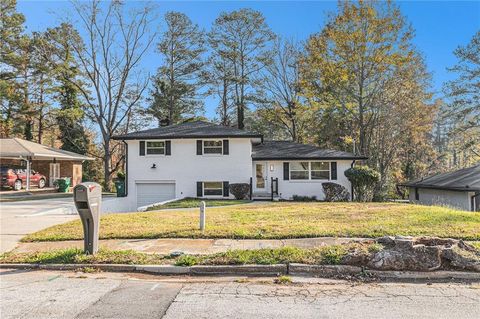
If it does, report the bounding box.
[253,160,353,200]
[408,187,473,211]
[125,138,253,209]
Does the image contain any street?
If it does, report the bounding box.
[1,268,479,319]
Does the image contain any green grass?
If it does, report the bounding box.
[146,198,251,210]
[0,243,377,266]
[22,202,480,242]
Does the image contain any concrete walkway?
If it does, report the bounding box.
[13,237,365,255]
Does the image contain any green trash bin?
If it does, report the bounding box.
[55,177,71,193]
[115,180,126,197]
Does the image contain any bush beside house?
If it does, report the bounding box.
[229,183,250,199]
[344,166,380,202]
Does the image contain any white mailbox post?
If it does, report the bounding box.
[199,201,206,232]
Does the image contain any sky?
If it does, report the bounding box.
[17,0,480,120]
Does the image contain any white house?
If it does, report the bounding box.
[401,164,480,212]
[113,121,366,210]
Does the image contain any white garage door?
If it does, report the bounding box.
[136,182,175,208]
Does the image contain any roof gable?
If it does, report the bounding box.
[113,121,262,140]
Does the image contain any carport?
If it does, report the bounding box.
[0,138,93,191]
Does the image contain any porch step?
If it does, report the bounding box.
[252,193,280,201]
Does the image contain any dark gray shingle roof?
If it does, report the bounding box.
[252,141,367,160]
[113,121,262,140]
[402,164,480,191]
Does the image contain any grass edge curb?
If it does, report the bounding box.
[1,263,479,281]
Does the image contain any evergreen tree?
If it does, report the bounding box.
[147,12,205,126]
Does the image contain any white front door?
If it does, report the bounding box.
[254,162,268,193]
[49,163,60,187]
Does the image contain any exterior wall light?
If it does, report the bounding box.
[269,164,274,171]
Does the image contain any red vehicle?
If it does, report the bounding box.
[0,166,47,191]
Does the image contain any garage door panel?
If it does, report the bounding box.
[136,183,175,208]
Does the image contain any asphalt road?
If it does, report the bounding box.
[1,269,479,319]
[0,198,78,253]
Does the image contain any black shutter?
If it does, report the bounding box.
[223,140,229,155]
[223,181,229,197]
[283,162,289,180]
[331,162,337,180]
[196,140,203,155]
[197,182,203,197]
[165,140,171,155]
[139,141,145,156]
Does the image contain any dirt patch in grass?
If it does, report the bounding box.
[22,202,480,242]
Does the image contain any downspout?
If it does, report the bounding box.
[350,160,356,201]
[123,141,128,197]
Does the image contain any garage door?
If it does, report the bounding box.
[136,182,175,208]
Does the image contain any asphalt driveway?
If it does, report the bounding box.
[0,198,78,253]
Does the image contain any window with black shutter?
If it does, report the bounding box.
[196,140,203,155]
[283,162,289,180]
[223,181,229,197]
[330,162,337,180]
[197,182,203,197]
[165,141,171,155]
[223,140,229,155]
[139,141,145,156]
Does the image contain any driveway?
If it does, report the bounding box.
[0,198,78,253]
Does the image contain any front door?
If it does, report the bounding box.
[254,162,268,193]
[49,163,60,187]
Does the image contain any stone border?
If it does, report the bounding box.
[1,263,479,281]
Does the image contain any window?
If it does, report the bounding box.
[146,141,165,155]
[311,162,330,180]
[203,182,223,196]
[203,140,223,154]
[290,162,309,180]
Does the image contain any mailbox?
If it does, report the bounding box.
[73,182,102,254]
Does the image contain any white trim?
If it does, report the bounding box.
[289,161,331,181]
[202,139,223,155]
[202,181,223,197]
[145,140,166,156]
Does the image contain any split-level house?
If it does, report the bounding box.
[113,121,366,209]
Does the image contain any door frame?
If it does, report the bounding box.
[49,163,60,187]
[253,161,268,193]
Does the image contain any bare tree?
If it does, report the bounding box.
[68,0,156,189]
[255,38,313,142]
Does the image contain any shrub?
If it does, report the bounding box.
[175,255,198,266]
[292,195,317,201]
[229,183,250,199]
[344,166,380,202]
[322,182,350,202]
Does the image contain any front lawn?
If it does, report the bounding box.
[23,202,480,242]
[147,198,251,210]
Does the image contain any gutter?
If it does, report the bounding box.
[123,141,128,197]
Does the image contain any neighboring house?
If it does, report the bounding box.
[401,164,480,212]
[0,138,93,190]
[113,121,366,210]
